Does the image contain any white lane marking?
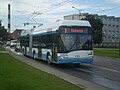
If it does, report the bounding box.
[76,68,94,74]
[86,64,120,74]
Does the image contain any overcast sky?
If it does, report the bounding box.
[0,0,120,32]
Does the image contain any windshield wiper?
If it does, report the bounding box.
[70,35,82,50]
[59,36,68,51]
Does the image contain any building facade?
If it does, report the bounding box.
[99,15,120,47]
[64,13,120,47]
[9,29,23,40]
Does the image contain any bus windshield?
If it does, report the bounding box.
[58,26,93,52]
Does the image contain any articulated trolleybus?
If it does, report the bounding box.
[20,20,93,64]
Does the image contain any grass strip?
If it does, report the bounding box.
[94,48,120,58]
[0,53,83,90]
[0,46,5,51]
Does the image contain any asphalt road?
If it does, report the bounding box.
[55,61,120,90]
[6,48,120,90]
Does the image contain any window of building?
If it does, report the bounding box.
[112,36,114,39]
[109,24,111,27]
[117,31,119,33]
[117,19,119,22]
[100,18,103,21]
[113,19,115,21]
[109,30,111,33]
[113,31,116,34]
[116,37,118,39]
[104,24,107,26]
[116,25,119,28]
[108,36,111,39]
[116,31,119,34]
[104,18,107,20]
[113,25,115,27]
[104,30,106,32]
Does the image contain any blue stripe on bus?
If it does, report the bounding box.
[57,58,93,64]
[42,54,47,61]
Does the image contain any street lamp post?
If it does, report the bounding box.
[119,35,120,56]
[72,6,83,20]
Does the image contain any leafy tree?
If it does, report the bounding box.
[0,20,8,41]
[82,15,103,44]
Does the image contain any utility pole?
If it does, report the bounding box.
[119,34,120,56]
[72,6,83,20]
[8,4,11,33]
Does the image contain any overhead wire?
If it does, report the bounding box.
[95,5,120,13]
[24,0,120,26]
[73,0,120,16]
[24,0,73,25]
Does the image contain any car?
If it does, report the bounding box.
[15,43,21,52]
[6,41,10,46]
[10,40,17,48]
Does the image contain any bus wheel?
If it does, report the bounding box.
[47,54,51,65]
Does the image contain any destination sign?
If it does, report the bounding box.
[63,28,88,34]
[71,29,84,33]
[59,26,91,34]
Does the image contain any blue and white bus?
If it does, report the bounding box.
[20,20,93,64]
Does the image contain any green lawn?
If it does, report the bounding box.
[0,46,5,51]
[0,52,83,90]
[94,48,120,58]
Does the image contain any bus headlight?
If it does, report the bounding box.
[58,54,61,56]
[60,57,64,59]
[89,56,93,59]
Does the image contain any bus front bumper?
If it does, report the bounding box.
[57,57,93,64]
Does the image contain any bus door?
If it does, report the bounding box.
[38,46,42,59]
[52,34,58,62]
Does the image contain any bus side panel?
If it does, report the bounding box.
[41,49,52,61]
[41,49,47,61]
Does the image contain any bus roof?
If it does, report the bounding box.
[60,20,91,27]
[20,20,91,36]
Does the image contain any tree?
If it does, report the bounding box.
[82,15,103,44]
[0,20,8,41]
